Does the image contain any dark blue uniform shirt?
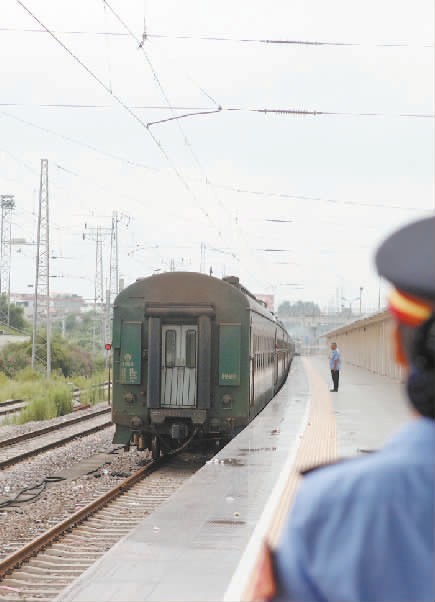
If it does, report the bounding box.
[273,417,435,602]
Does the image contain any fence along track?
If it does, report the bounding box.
[0,457,199,601]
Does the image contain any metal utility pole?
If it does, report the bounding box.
[31,160,51,377]
[103,211,120,369]
[83,225,111,355]
[109,211,119,303]
[0,195,15,324]
[200,242,206,273]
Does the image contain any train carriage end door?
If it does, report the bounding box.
[161,325,198,407]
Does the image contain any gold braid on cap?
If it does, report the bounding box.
[388,288,432,326]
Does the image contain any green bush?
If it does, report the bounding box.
[47,382,73,416]
[0,332,101,378]
[1,378,72,423]
[73,371,107,406]
[0,366,108,423]
[16,396,58,423]
[14,367,43,382]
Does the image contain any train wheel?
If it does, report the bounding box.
[151,435,161,460]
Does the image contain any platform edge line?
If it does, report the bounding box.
[223,391,311,602]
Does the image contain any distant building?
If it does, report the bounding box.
[255,294,275,312]
[10,293,86,319]
[50,294,87,316]
[10,294,34,320]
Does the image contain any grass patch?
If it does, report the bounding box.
[73,372,107,406]
[0,370,108,424]
[1,374,73,423]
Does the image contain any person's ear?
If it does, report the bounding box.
[393,323,408,367]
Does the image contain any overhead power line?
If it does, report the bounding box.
[145,107,434,126]
[101,1,221,225]
[0,26,432,48]
[213,183,430,212]
[101,1,279,288]
[0,110,158,172]
[1,110,428,214]
[2,103,432,120]
[101,1,232,244]
[2,106,429,214]
[15,1,220,233]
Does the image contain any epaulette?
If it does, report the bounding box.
[299,459,345,476]
[299,450,379,476]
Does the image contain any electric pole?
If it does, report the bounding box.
[200,242,206,273]
[109,211,119,303]
[83,224,111,355]
[0,195,15,325]
[31,160,51,377]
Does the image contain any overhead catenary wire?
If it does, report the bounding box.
[213,183,429,212]
[102,2,271,287]
[14,0,231,247]
[98,1,430,290]
[1,113,426,214]
[0,110,159,172]
[100,0,223,232]
[101,0,256,287]
[1,103,432,120]
[14,0,215,231]
[101,0,113,93]
[145,107,434,126]
[0,26,432,48]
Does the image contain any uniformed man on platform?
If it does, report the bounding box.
[252,215,435,602]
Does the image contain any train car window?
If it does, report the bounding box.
[165,330,176,368]
[185,330,197,369]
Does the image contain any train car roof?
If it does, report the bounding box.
[116,271,279,323]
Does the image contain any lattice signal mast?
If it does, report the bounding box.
[31,159,51,376]
[0,195,15,323]
[105,211,120,353]
[109,211,119,303]
[83,224,112,355]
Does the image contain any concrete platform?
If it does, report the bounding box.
[307,356,410,457]
[57,357,411,602]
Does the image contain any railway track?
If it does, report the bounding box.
[0,454,202,601]
[0,400,27,419]
[0,407,112,469]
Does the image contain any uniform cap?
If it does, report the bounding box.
[375,216,435,305]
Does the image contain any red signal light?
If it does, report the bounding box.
[105,343,112,351]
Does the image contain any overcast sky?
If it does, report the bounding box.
[1,0,433,312]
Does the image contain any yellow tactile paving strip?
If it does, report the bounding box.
[269,356,338,545]
[243,357,338,600]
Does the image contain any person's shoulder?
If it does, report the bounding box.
[296,449,419,509]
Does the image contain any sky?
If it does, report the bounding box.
[1,0,433,313]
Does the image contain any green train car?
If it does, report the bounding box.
[111,272,294,458]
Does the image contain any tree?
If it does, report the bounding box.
[277,300,292,317]
[0,294,28,331]
[0,332,98,378]
[278,300,321,317]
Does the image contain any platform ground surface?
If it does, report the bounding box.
[57,357,411,602]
